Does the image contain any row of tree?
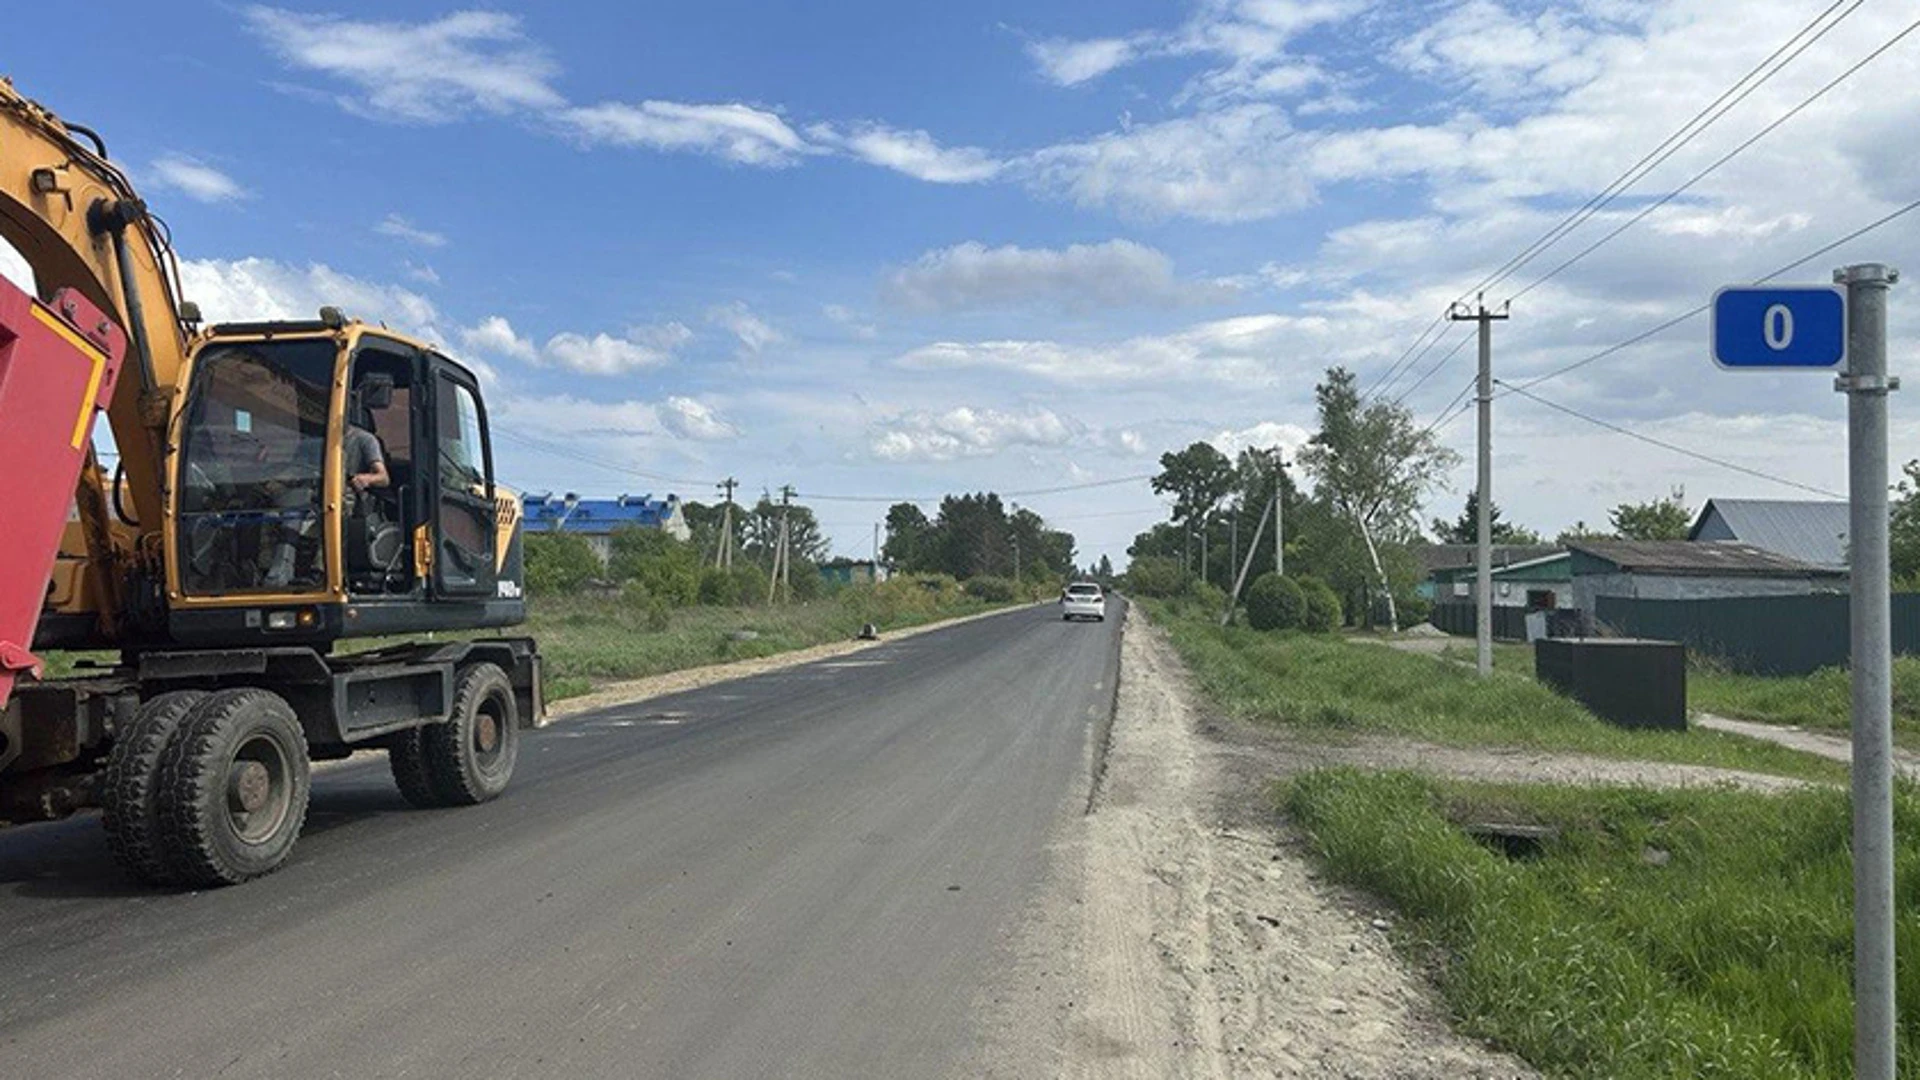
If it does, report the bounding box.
[883,493,1077,583]
[1129,366,1717,629]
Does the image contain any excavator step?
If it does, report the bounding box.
[0,275,127,709]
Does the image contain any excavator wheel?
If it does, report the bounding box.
[100,690,208,885]
[422,663,519,806]
[387,727,445,808]
[154,688,311,887]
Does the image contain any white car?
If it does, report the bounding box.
[1061,582,1106,621]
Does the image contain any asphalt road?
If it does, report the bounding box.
[0,601,1120,1079]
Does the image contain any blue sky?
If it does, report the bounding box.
[5,0,1919,564]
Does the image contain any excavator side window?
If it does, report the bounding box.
[176,340,336,595]
[431,369,497,597]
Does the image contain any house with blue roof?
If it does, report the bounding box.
[521,492,691,564]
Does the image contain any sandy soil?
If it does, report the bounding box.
[1025,607,1536,1079]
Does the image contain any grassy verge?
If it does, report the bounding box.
[1284,768,1920,1078]
[38,585,1010,703]
[506,591,1004,701]
[1149,600,1841,783]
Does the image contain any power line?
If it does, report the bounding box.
[1496,379,1843,498]
[491,425,718,488]
[1509,193,1920,394]
[801,472,1154,504]
[1506,11,1920,304]
[1364,0,1864,406]
[1475,0,1866,299]
[1390,329,1475,408]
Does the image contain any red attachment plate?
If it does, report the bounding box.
[0,276,127,707]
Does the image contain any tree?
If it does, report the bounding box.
[1152,442,1235,556]
[1555,520,1613,544]
[743,496,829,567]
[1095,554,1114,583]
[1891,460,1920,584]
[523,531,600,595]
[1297,367,1460,631]
[681,499,744,566]
[1431,489,1542,545]
[882,502,930,570]
[1609,492,1692,541]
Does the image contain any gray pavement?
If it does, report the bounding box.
[0,600,1121,1079]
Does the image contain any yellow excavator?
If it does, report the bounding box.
[0,78,542,885]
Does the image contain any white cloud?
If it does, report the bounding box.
[1021,104,1315,222]
[823,304,878,339]
[179,256,442,336]
[883,239,1234,313]
[869,406,1078,462]
[460,315,538,362]
[707,301,786,356]
[244,6,563,122]
[661,396,740,440]
[375,214,448,248]
[0,237,33,294]
[825,124,1002,183]
[1392,0,1614,102]
[1028,37,1141,86]
[149,155,248,203]
[562,101,811,166]
[1209,420,1311,459]
[403,262,441,286]
[896,311,1340,384]
[541,322,692,375]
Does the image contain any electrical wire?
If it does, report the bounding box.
[1496,379,1843,498]
[1390,330,1475,408]
[1506,12,1920,305]
[492,425,720,489]
[1361,0,1866,406]
[1508,193,1920,394]
[801,473,1155,504]
[1475,0,1867,299]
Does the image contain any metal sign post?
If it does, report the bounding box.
[1715,268,1898,1080]
[1838,263,1899,1080]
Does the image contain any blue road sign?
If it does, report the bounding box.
[1712,285,1847,370]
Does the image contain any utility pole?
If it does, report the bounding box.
[1223,491,1275,626]
[779,485,795,602]
[1450,293,1509,678]
[1275,476,1283,577]
[1839,262,1899,1080]
[1012,535,1021,584]
[872,521,880,576]
[1230,510,1238,584]
[715,477,737,571]
[1200,516,1209,586]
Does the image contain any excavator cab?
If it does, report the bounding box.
[166,316,527,646]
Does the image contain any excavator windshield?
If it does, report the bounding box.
[176,339,337,594]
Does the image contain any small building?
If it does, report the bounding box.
[1415,543,1561,603]
[1567,539,1845,612]
[1688,497,1849,571]
[1431,550,1574,611]
[819,558,881,587]
[522,491,690,564]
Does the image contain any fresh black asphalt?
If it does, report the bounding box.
[0,600,1121,1078]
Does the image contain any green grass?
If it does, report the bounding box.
[1438,634,1920,750]
[1148,600,1842,783]
[35,588,1005,704]
[1284,768,1920,1079]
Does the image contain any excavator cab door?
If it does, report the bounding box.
[426,357,497,599]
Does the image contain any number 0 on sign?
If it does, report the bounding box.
[1711,285,1848,370]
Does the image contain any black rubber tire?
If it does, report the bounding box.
[387,726,444,808]
[153,688,311,887]
[423,663,519,806]
[100,690,208,885]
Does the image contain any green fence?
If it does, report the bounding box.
[1430,601,1530,641]
[1594,593,1920,676]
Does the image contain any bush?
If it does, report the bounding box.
[1299,577,1343,633]
[698,565,766,606]
[608,526,700,606]
[523,532,601,596]
[1123,555,1187,598]
[965,575,1017,603]
[1246,572,1307,631]
[1185,577,1226,613]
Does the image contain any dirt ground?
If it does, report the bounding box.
[988,607,1537,1079]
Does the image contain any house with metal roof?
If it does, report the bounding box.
[1413,543,1562,602]
[1567,539,1846,613]
[521,492,691,563]
[1688,498,1849,571]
